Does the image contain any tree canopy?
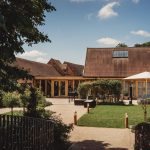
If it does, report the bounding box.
[116,43,128,48]
[0,0,55,91]
[78,80,122,101]
[134,41,150,47]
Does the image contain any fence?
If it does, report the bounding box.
[135,122,150,150]
[0,115,54,150]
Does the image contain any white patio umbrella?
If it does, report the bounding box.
[124,71,150,80]
[124,71,150,95]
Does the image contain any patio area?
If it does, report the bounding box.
[46,98,135,150]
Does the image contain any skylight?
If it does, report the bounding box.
[112,50,128,58]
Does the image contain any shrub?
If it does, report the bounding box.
[2,92,21,115]
[45,101,52,107]
[135,122,150,150]
[77,82,92,99]
[24,87,51,118]
[52,116,73,150]
[123,90,129,96]
[77,80,122,101]
[109,80,122,101]
[0,90,4,108]
[98,101,125,105]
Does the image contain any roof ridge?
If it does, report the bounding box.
[16,57,49,65]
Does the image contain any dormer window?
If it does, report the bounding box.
[112,50,128,58]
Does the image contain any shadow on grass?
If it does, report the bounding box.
[68,140,128,150]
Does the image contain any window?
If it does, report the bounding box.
[112,50,128,58]
[54,81,59,96]
[60,81,65,96]
[138,82,145,97]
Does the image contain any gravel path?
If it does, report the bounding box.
[46,98,135,150]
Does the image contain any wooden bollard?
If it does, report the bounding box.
[125,113,128,128]
[87,103,89,113]
[74,111,77,125]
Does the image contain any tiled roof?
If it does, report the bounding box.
[14,58,62,77]
[64,61,84,76]
[47,58,65,75]
[84,47,150,78]
[47,58,84,76]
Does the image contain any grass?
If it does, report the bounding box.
[4,110,23,116]
[78,105,150,128]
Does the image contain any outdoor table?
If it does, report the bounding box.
[84,99,96,108]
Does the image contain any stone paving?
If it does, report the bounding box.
[46,98,135,150]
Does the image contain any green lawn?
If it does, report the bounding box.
[78,105,150,128]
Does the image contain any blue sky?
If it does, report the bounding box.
[18,0,150,65]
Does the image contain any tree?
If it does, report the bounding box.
[24,87,50,118]
[20,85,31,114]
[108,80,122,101]
[134,41,150,47]
[77,82,92,99]
[140,98,150,122]
[116,43,128,48]
[0,1,55,91]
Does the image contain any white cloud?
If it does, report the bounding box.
[97,37,120,46]
[132,0,140,4]
[70,0,94,2]
[20,50,46,58]
[98,2,120,20]
[35,57,49,64]
[131,30,150,37]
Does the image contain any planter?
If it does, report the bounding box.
[123,96,129,100]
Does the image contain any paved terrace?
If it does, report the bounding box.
[0,108,22,114]
[46,98,135,150]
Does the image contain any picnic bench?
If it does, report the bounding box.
[84,99,96,108]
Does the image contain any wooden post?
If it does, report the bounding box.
[51,80,54,97]
[73,80,75,91]
[146,79,147,95]
[58,80,61,97]
[66,80,68,97]
[125,113,128,128]
[135,81,138,98]
[45,80,47,96]
[87,103,89,113]
[74,111,77,125]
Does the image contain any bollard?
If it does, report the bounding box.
[74,111,77,125]
[125,113,128,128]
[87,103,89,113]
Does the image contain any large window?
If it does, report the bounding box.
[147,82,150,95]
[112,50,128,58]
[60,81,65,96]
[47,80,51,97]
[138,82,145,97]
[74,80,79,91]
[54,81,59,96]
[68,80,73,95]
